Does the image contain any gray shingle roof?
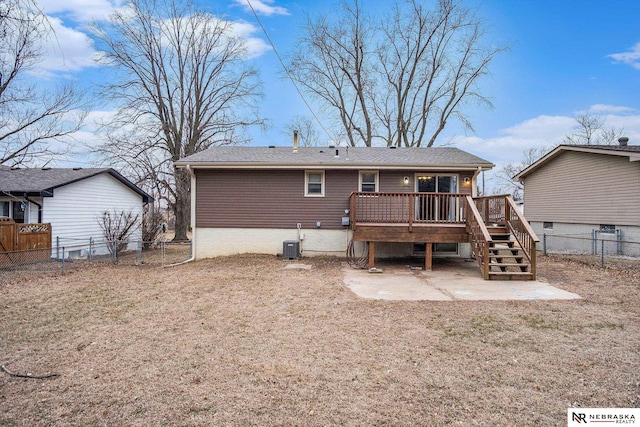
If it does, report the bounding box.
[176,146,494,169]
[0,167,153,203]
[514,144,640,180]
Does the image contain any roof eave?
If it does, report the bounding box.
[175,161,494,171]
[1,190,51,198]
[514,145,640,181]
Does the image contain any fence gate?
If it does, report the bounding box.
[0,217,16,252]
[0,218,52,265]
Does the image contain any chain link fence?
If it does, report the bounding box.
[0,238,192,278]
[542,233,640,268]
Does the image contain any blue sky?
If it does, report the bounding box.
[31,0,640,187]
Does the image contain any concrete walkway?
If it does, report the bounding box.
[342,258,581,301]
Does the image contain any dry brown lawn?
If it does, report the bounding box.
[1,254,638,426]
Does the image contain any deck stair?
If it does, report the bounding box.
[486,225,534,280]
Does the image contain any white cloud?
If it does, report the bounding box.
[229,20,272,58]
[450,110,640,193]
[607,42,640,70]
[33,16,100,76]
[586,104,636,114]
[233,0,290,16]
[456,115,574,164]
[454,108,640,169]
[37,0,125,23]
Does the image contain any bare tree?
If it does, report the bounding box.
[563,113,623,146]
[141,205,165,249]
[283,115,322,147]
[92,0,264,241]
[94,130,173,218]
[288,0,375,147]
[0,0,86,166]
[99,209,140,255]
[494,146,550,200]
[287,0,504,147]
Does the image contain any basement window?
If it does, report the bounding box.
[543,222,553,230]
[600,224,616,234]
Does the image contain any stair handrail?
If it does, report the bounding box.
[465,196,493,280]
[504,196,539,279]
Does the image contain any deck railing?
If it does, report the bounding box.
[465,195,492,279]
[349,192,468,230]
[504,196,539,278]
[349,192,539,279]
[473,195,539,277]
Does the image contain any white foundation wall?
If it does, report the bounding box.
[531,221,640,257]
[194,228,351,258]
[194,227,472,259]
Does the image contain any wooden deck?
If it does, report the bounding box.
[352,222,469,243]
[348,193,539,280]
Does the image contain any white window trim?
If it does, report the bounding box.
[305,170,325,197]
[359,170,379,192]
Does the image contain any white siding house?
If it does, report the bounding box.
[0,168,152,257]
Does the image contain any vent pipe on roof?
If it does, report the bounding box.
[335,149,339,158]
[618,136,629,147]
[293,130,298,152]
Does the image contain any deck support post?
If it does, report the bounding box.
[368,241,375,269]
[425,242,432,271]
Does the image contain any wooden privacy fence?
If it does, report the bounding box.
[0,217,52,267]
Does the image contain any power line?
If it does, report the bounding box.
[245,0,335,143]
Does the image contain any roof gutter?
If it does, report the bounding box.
[174,163,494,171]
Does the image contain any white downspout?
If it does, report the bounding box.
[164,163,196,267]
[471,166,482,197]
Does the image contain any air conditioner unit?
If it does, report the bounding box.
[283,240,299,259]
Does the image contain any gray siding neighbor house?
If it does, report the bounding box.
[177,144,541,280]
[514,143,640,256]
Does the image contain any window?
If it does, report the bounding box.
[0,201,8,217]
[359,171,378,192]
[543,222,553,230]
[600,224,616,234]
[305,171,325,197]
[416,175,458,193]
[12,201,25,223]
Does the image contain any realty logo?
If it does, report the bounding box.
[572,412,587,423]
[567,408,639,425]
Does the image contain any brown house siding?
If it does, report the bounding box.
[524,151,640,226]
[195,169,355,229]
[196,169,473,229]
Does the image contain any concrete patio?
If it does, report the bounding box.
[341,257,581,301]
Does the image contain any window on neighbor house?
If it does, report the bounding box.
[543,222,553,230]
[0,201,8,217]
[600,224,616,234]
[305,171,325,197]
[359,171,378,193]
